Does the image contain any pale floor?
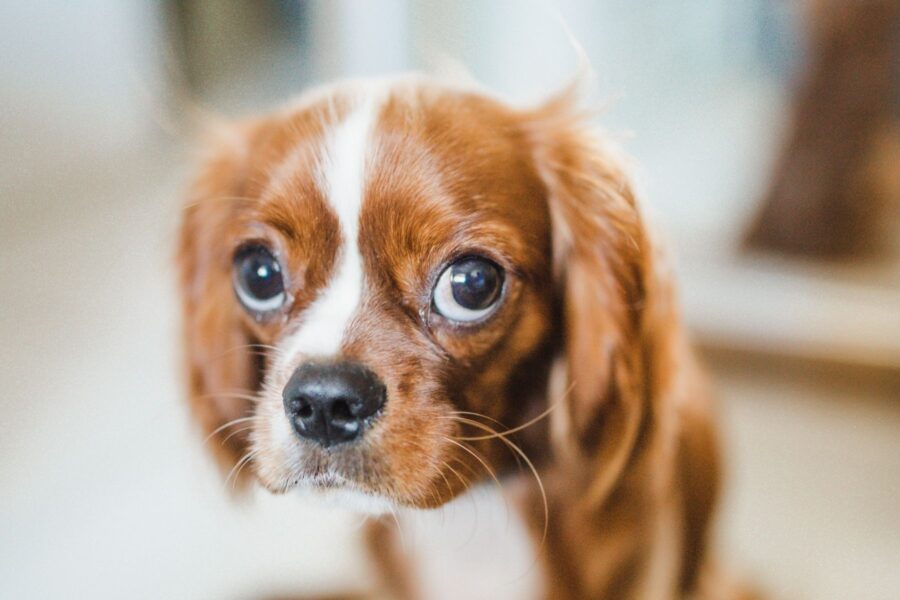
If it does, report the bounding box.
[1,151,899,600]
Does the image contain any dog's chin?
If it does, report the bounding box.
[293,478,397,516]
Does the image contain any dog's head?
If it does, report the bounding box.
[178,78,655,512]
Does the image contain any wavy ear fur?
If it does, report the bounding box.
[525,89,673,503]
[525,88,726,594]
[177,124,259,488]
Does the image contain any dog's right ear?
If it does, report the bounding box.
[177,123,259,487]
[522,86,656,505]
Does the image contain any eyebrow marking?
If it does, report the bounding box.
[278,91,383,365]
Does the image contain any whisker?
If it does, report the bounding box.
[435,460,458,502]
[231,453,257,488]
[216,343,281,356]
[203,415,262,444]
[442,459,472,495]
[447,411,509,429]
[444,414,521,468]
[182,195,256,212]
[458,404,556,441]
[387,505,407,553]
[451,417,550,549]
[201,343,284,371]
[426,481,443,512]
[224,449,259,490]
[506,441,549,554]
[442,437,503,497]
[448,421,513,531]
[347,512,371,533]
[443,457,478,527]
[449,455,481,482]
[194,391,260,403]
[220,422,260,444]
[450,382,575,442]
[449,456,490,546]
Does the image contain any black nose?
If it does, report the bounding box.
[282,361,386,447]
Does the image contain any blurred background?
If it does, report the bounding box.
[1,1,898,598]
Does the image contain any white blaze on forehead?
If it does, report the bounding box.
[279,94,382,366]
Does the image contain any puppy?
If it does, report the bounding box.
[178,77,736,599]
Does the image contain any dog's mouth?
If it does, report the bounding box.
[285,450,369,486]
[250,383,461,510]
[259,437,399,503]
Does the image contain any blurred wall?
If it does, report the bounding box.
[0,1,165,203]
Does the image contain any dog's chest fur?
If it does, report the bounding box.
[399,485,544,600]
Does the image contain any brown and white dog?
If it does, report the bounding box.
[178,77,739,599]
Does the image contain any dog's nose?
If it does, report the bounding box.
[282,361,386,447]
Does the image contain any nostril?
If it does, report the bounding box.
[330,399,353,424]
[296,400,314,419]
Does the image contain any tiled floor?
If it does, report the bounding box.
[1,146,898,600]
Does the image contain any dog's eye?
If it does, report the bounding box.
[233,244,286,315]
[432,257,503,323]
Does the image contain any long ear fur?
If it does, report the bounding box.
[525,88,675,505]
[177,124,259,487]
[527,88,726,593]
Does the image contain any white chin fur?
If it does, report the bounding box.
[295,484,396,516]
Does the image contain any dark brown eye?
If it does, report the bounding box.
[432,257,503,322]
[233,244,285,315]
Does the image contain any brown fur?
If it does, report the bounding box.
[178,77,739,599]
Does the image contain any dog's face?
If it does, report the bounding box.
[179,79,649,512]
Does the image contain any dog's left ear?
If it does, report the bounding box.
[523,90,677,503]
[177,122,261,489]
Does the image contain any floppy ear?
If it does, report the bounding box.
[177,125,259,487]
[525,91,674,504]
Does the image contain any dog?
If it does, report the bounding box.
[177,76,739,599]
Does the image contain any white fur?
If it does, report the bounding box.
[296,484,396,516]
[279,93,382,367]
[401,485,544,600]
[263,92,385,464]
